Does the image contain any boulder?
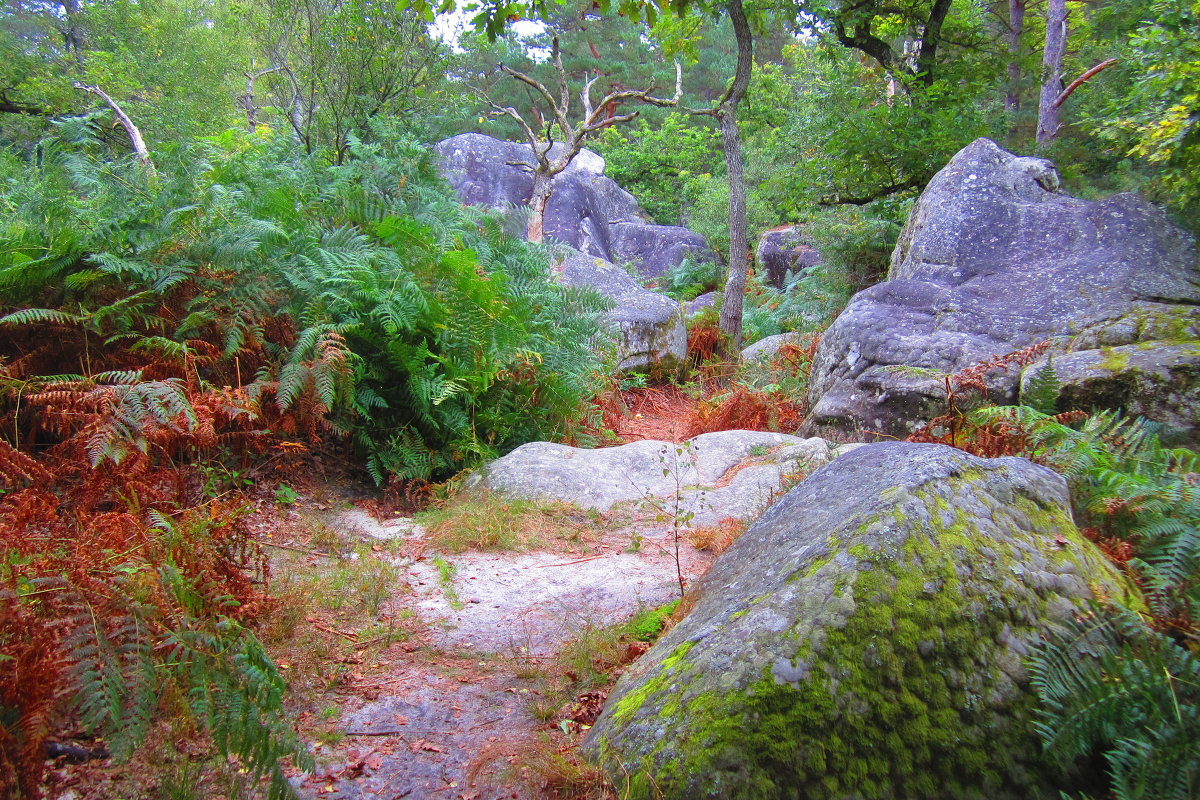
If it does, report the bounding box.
[804,138,1200,442]
[741,332,804,363]
[684,291,718,319]
[558,249,687,372]
[757,225,822,289]
[583,442,1124,800]
[468,430,833,527]
[434,133,717,279]
[611,222,717,280]
[1021,344,1200,440]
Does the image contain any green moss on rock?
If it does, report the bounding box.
[583,443,1125,800]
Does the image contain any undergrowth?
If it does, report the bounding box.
[904,347,1200,799]
[0,121,612,796]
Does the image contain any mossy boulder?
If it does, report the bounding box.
[582,442,1125,800]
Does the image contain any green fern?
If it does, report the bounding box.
[1028,606,1200,800]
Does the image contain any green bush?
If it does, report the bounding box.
[0,121,611,483]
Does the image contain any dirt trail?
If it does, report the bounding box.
[286,506,714,800]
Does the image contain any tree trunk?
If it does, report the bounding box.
[61,0,86,63]
[716,0,754,358]
[717,109,749,354]
[528,171,553,243]
[1005,0,1026,112]
[1037,0,1067,145]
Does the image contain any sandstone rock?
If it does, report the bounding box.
[558,249,687,372]
[741,332,804,363]
[804,138,1200,442]
[684,291,717,319]
[757,225,822,289]
[583,442,1123,800]
[611,222,716,280]
[467,430,833,527]
[1021,344,1200,441]
[434,133,717,278]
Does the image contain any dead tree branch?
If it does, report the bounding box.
[1054,58,1117,108]
[71,82,155,171]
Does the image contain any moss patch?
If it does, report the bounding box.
[595,474,1114,800]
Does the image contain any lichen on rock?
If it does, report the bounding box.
[582,442,1126,799]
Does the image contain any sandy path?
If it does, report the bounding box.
[290,511,713,800]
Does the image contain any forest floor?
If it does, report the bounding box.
[40,390,740,800]
[271,493,713,800]
[274,393,724,800]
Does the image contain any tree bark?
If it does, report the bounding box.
[1005,0,1026,112]
[242,65,283,131]
[716,0,753,356]
[528,170,553,243]
[60,0,86,63]
[1036,0,1067,145]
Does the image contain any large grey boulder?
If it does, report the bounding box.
[558,249,687,371]
[468,430,834,527]
[434,133,717,279]
[757,225,822,289]
[611,222,716,280]
[804,138,1200,442]
[583,442,1124,800]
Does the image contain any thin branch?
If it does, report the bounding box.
[0,97,49,116]
[818,175,927,206]
[71,82,154,171]
[1054,58,1118,108]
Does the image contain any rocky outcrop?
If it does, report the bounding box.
[583,442,1124,800]
[467,430,834,527]
[434,133,716,279]
[757,225,822,289]
[558,249,687,372]
[804,138,1200,442]
[684,291,717,319]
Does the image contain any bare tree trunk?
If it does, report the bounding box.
[242,65,283,131]
[528,171,553,243]
[717,108,749,353]
[1037,0,1067,144]
[60,0,86,64]
[72,83,155,172]
[716,0,754,357]
[1005,0,1026,112]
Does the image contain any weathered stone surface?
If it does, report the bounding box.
[1021,344,1200,441]
[468,430,833,527]
[685,291,717,319]
[804,138,1200,442]
[583,442,1123,800]
[741,332,804,363]
[434,133,716,278]
[611,222,716,279]
[558,249,687,372]
[757,225,822,289]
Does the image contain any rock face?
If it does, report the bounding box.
[583,442,1123,800]
[757,225,822,289]
[434,133,716,278]
[467,430,834,527]
[804,138,1200,442]
[558,249,687,372]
